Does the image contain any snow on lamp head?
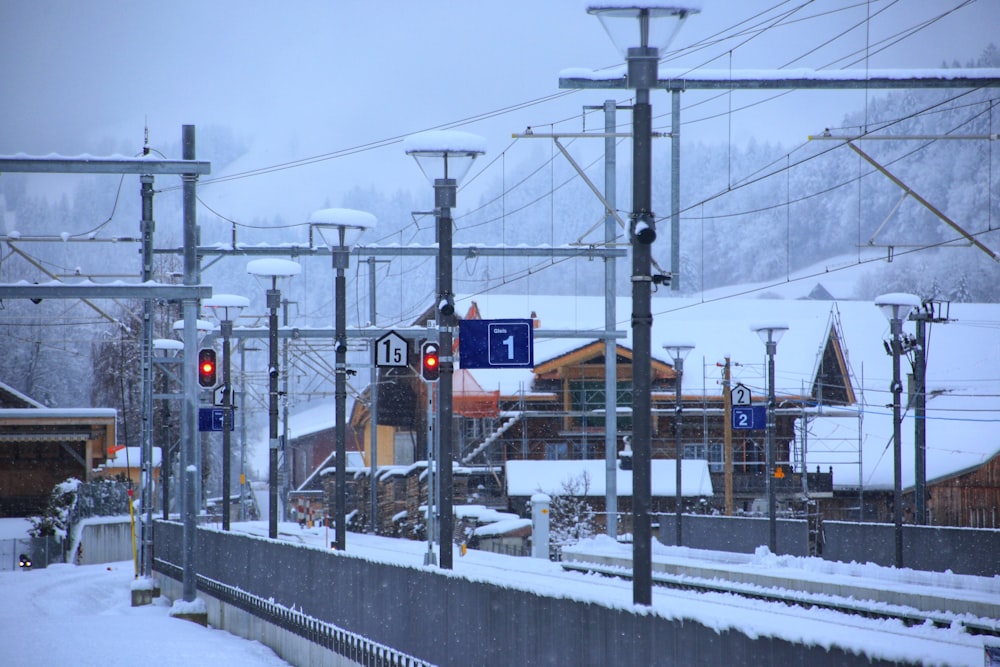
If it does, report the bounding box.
[310,208,377,253]
[203,294,250,324]
[874,292,921,323]
[662,341,695,363]
[750,322,789,347]
[587,3,700,56]
[404,130,486,186]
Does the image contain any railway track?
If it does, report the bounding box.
[561,558,1000,638]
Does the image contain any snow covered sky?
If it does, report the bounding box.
[2,1,998,221]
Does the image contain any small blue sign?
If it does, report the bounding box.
[198,407,234,432]
[732,405,767,430]
[459,319,534,369]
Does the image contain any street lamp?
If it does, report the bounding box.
[247,258,301,539]
[585,2,698,606]
[662,341,694,547]
[203,294,249,531]
[875,292,920,568]
[404,130,486,570]
[751,322,788,554]
[312,208,377,552]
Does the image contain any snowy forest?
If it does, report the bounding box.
[1,46,998,488]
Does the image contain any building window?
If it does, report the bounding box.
[683,442,723,473]
[734,438,765,472]
[545,441,569,460]
[568,380,632,429]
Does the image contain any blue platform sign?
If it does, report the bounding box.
[459,319,534,369]
[198,407,233,432]
[732,405,767,430]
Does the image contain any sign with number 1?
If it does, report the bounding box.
[458,319,534,369]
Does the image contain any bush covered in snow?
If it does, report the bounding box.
[540,472,597,558]
[28,477,131,539]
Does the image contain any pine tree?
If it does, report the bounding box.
[544,472,597,557]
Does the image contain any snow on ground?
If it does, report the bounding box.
[0,519,289,667]
[3,517,998,666]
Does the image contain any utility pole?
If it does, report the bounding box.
[281,298,292,522]
[909,299,951,525]
[139,170,155,578]
[367,257,390,533]
[722,357,733,516]
[181,124,201,602]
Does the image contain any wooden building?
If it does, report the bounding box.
[0,381,117,517]
[327,295,999,531]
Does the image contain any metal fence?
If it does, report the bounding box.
[822,521,1000,576]
[0,536,64,571]
[651,514,1000,576]
[657,513,811,556]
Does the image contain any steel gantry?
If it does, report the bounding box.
[0,139,211,599]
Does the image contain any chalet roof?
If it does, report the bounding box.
[532,340,675,381]
[456,294,849,400]
[457,294,1000,492]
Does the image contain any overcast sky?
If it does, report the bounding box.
[2,0,998,223]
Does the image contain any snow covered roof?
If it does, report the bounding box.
[506,459,713,497]
[0,407,117,419]
[285,401,336,439]
[99,446,162,469]
[462,294,1000,493]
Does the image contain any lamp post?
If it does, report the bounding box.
[751,323,788,554]
[875,292,920,568]
[584,2,698,606]
[663,342,694,547]
[312,208,377,551]
[247,258,301,539]
[203,294,249,531]
[405,130,485,570]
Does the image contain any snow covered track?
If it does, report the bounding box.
[561,557,1000,638]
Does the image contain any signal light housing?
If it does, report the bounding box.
[198,348,218,387]
[421,342,440,382]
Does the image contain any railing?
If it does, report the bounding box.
[0,536,64,571]
[155,558,433,667]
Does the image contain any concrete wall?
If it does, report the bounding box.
[74,519,133,565]
[154,521,908,667]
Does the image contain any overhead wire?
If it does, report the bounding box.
[19,2,990,340]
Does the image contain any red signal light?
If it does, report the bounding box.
[198,348,218,387]
[421,342,440,382]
